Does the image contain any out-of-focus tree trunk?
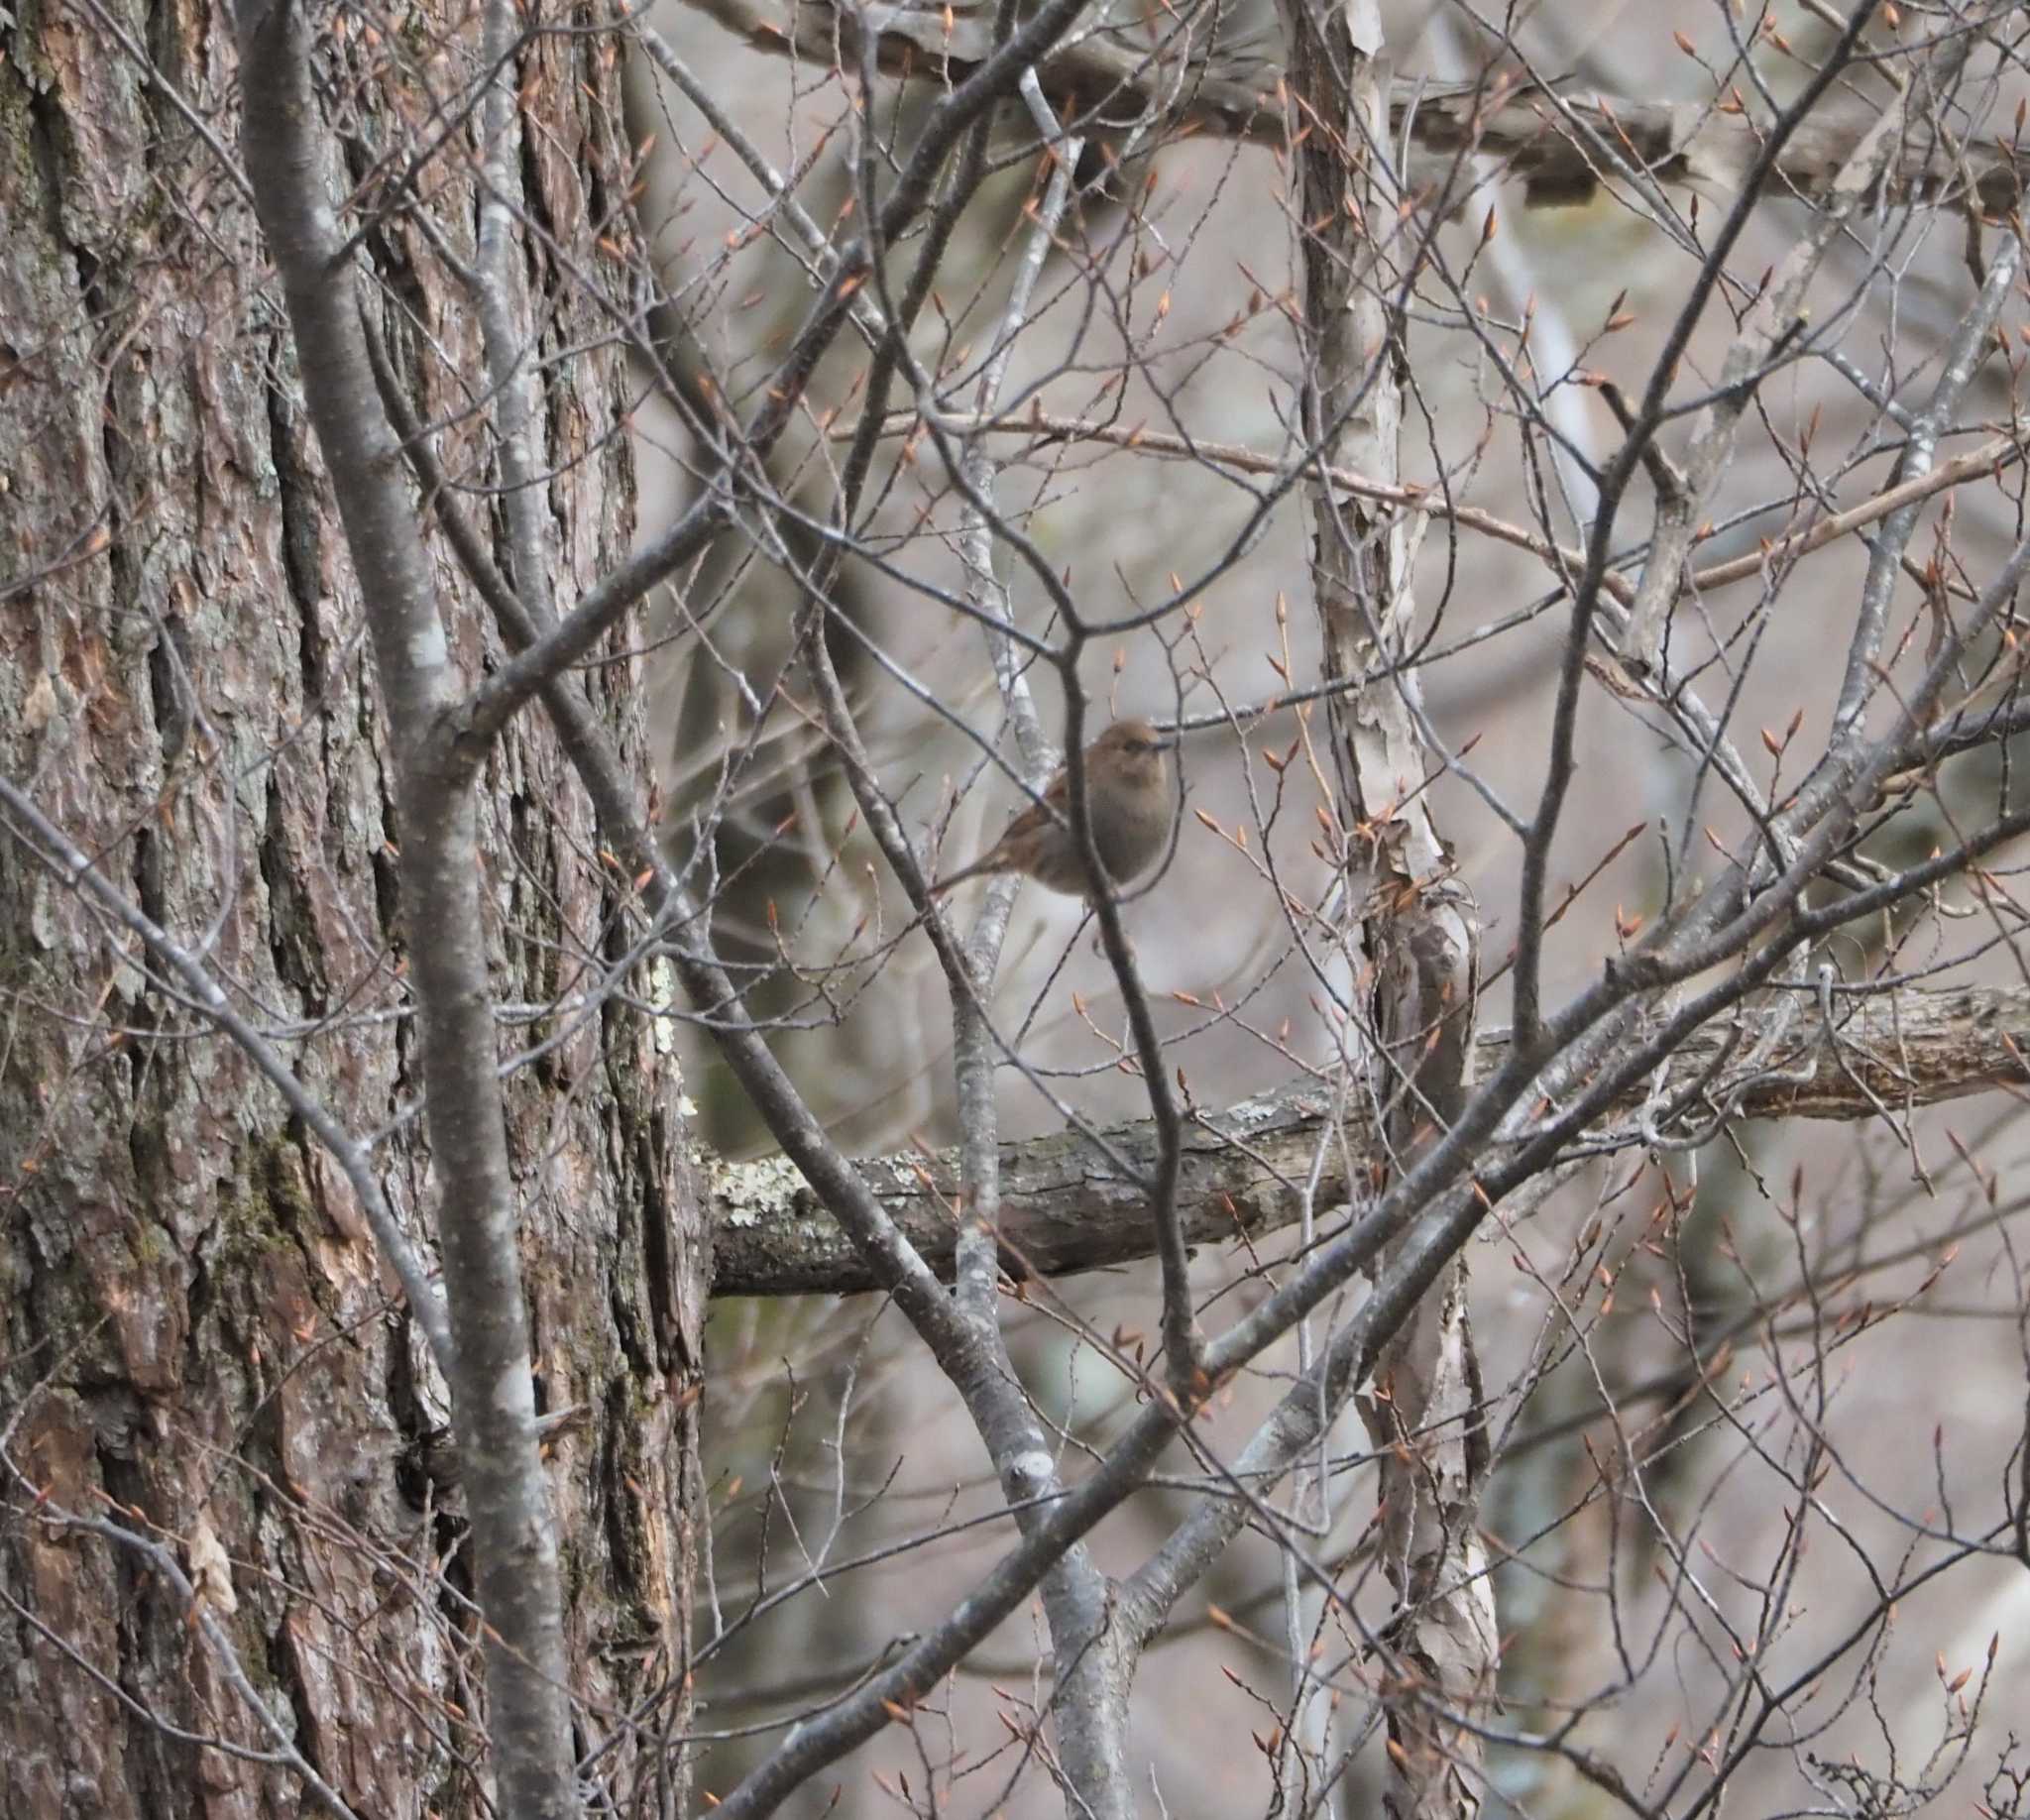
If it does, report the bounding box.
[0,2,706,1813]
[1277,3,1495,1814]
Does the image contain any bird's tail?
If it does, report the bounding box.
[929,853,997,895]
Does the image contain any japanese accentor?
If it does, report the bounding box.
[933,719,1175,897]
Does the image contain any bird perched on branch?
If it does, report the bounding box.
[933,719,1176,897]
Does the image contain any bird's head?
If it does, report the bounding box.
[1092,718,1173,791]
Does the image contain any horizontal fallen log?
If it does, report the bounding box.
[709,982,2030,1294]
[672,0,2027,215]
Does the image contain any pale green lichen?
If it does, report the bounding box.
[647,958,684,1058]
[1220,1093,1291,1131]
[711,1153,808,1228]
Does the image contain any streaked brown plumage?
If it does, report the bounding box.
[933,720,1175,897]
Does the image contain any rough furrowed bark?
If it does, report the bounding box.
[0,1,706,1814]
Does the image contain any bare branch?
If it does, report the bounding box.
[712,988,2030,1285]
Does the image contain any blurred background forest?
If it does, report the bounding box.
[630,0,2030,1810]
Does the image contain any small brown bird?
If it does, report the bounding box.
[933,719,1176,897]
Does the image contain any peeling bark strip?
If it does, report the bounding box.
[678,0,2029,212]
[1268,0,1496,1808]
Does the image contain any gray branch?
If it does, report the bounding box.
[235,1,577,1811]
[672,0,2028,214]
[709,983,2030,1295]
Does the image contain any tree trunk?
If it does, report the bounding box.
[1277,2,1494,1813]
[0,3,706,1815]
